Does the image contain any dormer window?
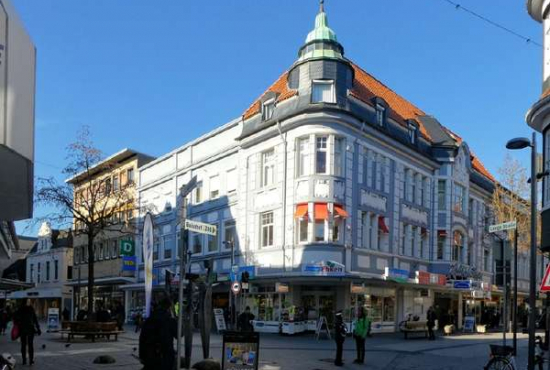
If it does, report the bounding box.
[408,122,418,145]
[262,99,275,121]
[375,103,386,126]
[312,80,335,104]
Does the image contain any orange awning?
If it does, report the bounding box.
[294,203,308,219]
[334,204,349,218]
[314,203,329,220]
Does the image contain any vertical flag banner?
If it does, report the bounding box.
[143,213,154,317]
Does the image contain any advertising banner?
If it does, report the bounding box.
[143,213,154,317]
[222,331,260,370]
[302,261,345,277]
[384,267,409,283]
[214,308,227,332]
[122,256,137,271]
[47,308,60,332]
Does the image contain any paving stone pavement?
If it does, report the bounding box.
[0,326,537,369]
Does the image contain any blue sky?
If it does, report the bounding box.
[14,0,541,235]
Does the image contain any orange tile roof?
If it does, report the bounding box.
[242,71,297,120]
[241,60,494,183]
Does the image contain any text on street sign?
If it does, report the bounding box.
[184,219,217,236]
[488,221,517,233]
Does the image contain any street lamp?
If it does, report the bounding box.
[506,133,537,370]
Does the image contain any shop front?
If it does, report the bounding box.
[350,285,396,333]
[8,287,72,320]
[68,277,133,319]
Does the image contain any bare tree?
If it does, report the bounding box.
[36,127,135,320]
[491,154,532,251]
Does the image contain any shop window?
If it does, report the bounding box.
[437,236,445,260]
[261,149,275,187]
[334,137,344,177]
[192,233,203,254]
[297,137,310,177]
[452,231,464,262]
[163,234,174,260]
[315,136,328,174]
[312,80,335,104]
[260,212,274,248]
[438,180,446,210]
[223,220,237,250]
[207,231,218,253]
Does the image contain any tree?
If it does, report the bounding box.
[36,127,134,320]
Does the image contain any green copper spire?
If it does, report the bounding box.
[298,0,344,61]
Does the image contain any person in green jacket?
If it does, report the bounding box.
[353,307,368,364]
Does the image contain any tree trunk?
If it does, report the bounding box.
[87,235,95,322]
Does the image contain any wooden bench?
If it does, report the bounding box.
[60,321,123,342]
[399,320,429,339]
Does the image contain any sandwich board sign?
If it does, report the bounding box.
[540,264,550,292]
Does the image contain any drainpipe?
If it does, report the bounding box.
[277,121,288,271]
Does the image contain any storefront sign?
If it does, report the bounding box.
[453,280,472,290]
[384,267,409,283]
[230,265,256,282]
[122,256,137,271]
[275,283,289,293]
[350,283,367,294]
[416,271,446,286]
[120,239,135,256]
[47,308,60,332]
[214,308,227,332]
[302,261,345,277]
[222,331,260,370]
[448,262,482,281]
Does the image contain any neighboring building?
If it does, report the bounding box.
[8,222,73,319]
[66,148,154,316]
[1,235,36,281]
[130,3,529,331]
[0,0,36,221]
[526,1,550,253]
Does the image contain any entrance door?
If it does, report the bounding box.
[301,292,336,325]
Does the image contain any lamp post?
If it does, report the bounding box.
[506,133,537,370]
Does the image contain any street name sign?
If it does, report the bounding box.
[488,221,517,233]
[184,219,217,236]
[541,264,550,292]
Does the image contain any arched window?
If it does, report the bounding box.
[452,231,464,262]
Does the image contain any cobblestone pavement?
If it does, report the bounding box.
[0,326,535,369]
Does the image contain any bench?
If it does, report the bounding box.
[60,321,123,342]
[399,320,429,339]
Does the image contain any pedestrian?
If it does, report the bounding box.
[334,311,347,366]
[115,302,125,331]
[353,307,368,364]
[14,299,41,366]
[427,306,436,340]
[134,310,143,333]
[0,307,7,335]
[139,295,177,370]
[237,306,255,332]
[62,307,70,322]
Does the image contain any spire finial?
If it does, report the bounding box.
[319,0,324,13]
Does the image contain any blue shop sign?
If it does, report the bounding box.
[384,267,410,282]
[453,280,472,289]
[230,265,256,282]
[122,256,137,271]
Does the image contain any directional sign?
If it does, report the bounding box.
[488,221,517,233]
[179,175,198,198]
[185,219,217,236]
[231,281,241,295]
[541,264,550,292]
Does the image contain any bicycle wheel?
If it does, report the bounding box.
[484,357,514,370]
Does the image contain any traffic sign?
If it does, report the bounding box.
[489,221,517,233]
[231,281,241,295]
[184,219,217,236]
[179,176,198,198]
[541,264,550,292]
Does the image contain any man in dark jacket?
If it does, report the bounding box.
[427,306,436,340]
[237,306,255,332]
[14,300,41,366]
[334,311,347,366]
[139,296,177,370]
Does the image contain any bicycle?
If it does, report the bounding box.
[484,336,546,370]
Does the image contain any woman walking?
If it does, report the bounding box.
[14,300,41,366]
[353,307,368,364]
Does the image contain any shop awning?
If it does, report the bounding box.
[314,203,329,220]
[334,204,348,218]
[378,216,389,233]
[294,203,308,219]
[8,287,63,299]
[0,278,33,291]
[65,276,135,287]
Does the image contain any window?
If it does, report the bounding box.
[438,180,446,210]
[262,99,275,121]
[98,243,104,261]
[111,240,118,258]
[411,226,418,257]
[227,169,237,193]
[315,220,325,242]
[209,175,220,199]
[332,218,342,243]
[153,239,159,261]
[467,242,473,265]
[312,80,335,103]
[261,212,274,247]
[127,168,135,185]
[316,136,328,174]
[195,183,202,203]
[411,173,417,204]
[105,178,112,194]
[437,236,445,260]
[223,220,237,250]
[74,248,80,265]
[468,198,474,224]
[420,233,427,259]
[298,217,309,243]
[46,261,50,281]
[30,264,34,283]
[37,263,41,283]
[452,231,464,262]
[401,224,407,255]
[454,184,466,213]
[192,233,203,254]
[113,175,120,192]
[207,232,218,253]
[334,137,344,177]
[484,248,490,271]
[261,149,275,187]
[54,260,59,280]
[376,104,385,126]
[408,123,417,144]
[163,234,174,260]
[297,137,310,177]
